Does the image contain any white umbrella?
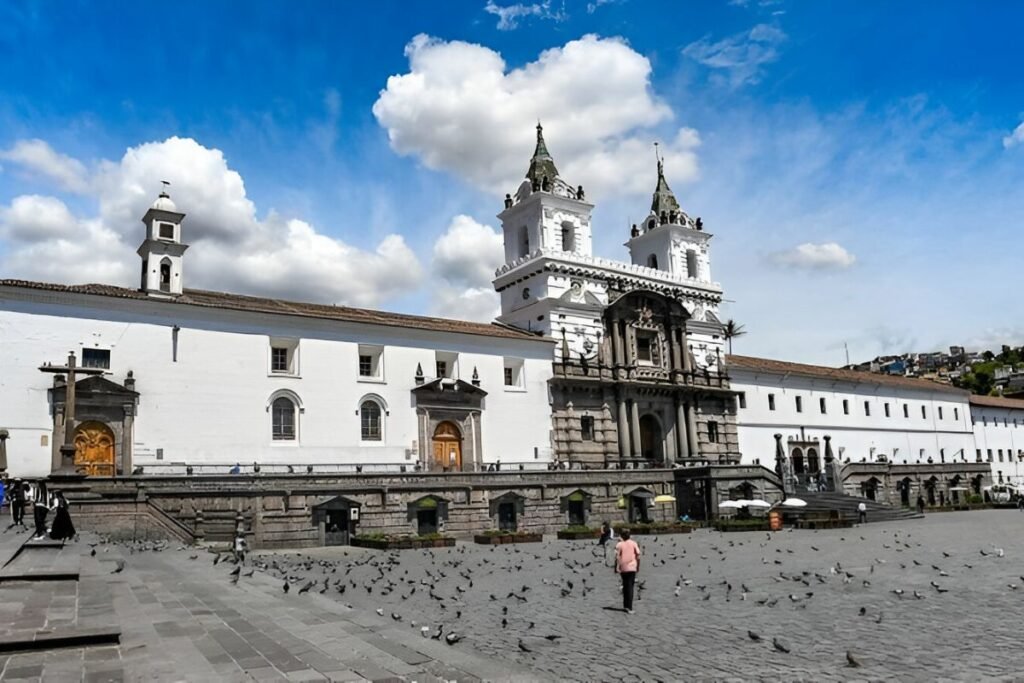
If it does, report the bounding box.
[718,500,743,509]
[781,498,807,507]
[744,499,771,508]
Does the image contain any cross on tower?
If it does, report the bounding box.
[39,351,106,478]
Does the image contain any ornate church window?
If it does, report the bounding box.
[581,415,595,441]
[707,421,719,443]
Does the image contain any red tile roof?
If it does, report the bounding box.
[0,279,548,343]
[726,354,967,395]
[968,394,1024,410]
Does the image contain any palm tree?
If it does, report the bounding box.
[723,319,747,355]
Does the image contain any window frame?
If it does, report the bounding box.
[768,394,776,411]
[81,348,111,370]
[581,415,595,441]
[707,420,720,444]
[503,357,526,390]
[435,351,458,379]
[357,344,385,382]
[269,392,301,443]
[268,338,300,376]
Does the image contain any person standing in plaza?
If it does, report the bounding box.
[9,479,26,529]
[857,500,867,524]
[597,521,612,547]
[233,531,247,564]
[49,491,75,543]
[32,481,49,539]
[917,495,926,514]
[614,529,641,614]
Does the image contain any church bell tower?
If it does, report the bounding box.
[137,183,188,297]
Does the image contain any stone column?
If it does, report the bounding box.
[682,333,694,373]
[610,316,622,370]
[122,403,135,476]
[675,398,690,460]
[668,327,682,375]
[624,324,636,368]
[617,396,631,460]
[686,401,701,458]
[630,399,642,459]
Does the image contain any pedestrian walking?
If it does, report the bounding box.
[9,479,26,529]
[857,501,867,524]
[916,495,925,514]
[1017,495,1024,512]
[614,529,641,614]
[49,491,75,543]
[32,482,49,539]
[233,532,247,564]
[597,521,612,547]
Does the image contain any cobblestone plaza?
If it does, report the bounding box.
[2,511,1023,681]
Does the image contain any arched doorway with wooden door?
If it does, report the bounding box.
[73,421,115,476]
[432,421,463,472]
[638,414,664,464]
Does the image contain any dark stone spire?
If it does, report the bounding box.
[650,158,681,222]
[526,122,559,186]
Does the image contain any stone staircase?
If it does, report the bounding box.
[793,491,922,524]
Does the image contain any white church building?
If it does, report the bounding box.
[0,126,1020,496]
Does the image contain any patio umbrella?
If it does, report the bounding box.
[745,499,771,508]
[718,500,743,508]
[781,498,807,507]
[654,494,676,503]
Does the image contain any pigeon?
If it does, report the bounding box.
[772,637,790,654]
[229,566,241,577]
[518,639,532,653]
[298,581,314,595]
[430,625,444,640]
[846,650,862,668]
[747,630,762,642]
[90,548,97,557]
[445,632,462,645]
[111,559,126,574]
[543,635,562,641]
[282,582,289,594]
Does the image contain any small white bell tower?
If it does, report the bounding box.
[137,182,188,297]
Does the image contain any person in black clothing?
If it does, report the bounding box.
[49,491,75,543]
[32,482,49,539]
[916,495,926,514]
[8,479,26,528]
[597,521,612,547]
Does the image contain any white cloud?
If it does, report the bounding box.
[0,139,90,193]
[767,242,856,270]
[373,34,697,200]
[683,23,787,88]
[430,215,504,321]
[484,1,565,30]
[432,215,504,288]
[0,137,424,307]
[1002,121,1024,149]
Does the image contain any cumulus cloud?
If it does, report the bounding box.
[373,34,698,199]
[0,137,423,307]
[484,1,565,30]
[767,242,856,270]
[1002,121,1024,149]
[429,215,504,321]
[0,139,90,193]
[683,23,787,88]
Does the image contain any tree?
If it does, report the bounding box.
[723,320,747,355]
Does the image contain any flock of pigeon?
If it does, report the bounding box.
[88,524,1016,679]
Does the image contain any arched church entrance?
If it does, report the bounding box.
[791,447,805,475]
[73,421,115,476]
[638,414,663,463]
[432,421,462,471]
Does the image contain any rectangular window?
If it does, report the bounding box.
[357,345,384,380]
[81,348,111,369]
[819,397,827,414]
[635,331,658,365]
[938,406,944,420]
[864,401,871,417]
[921,405,927,419]
[940,448,945,463]
[903,404,909,418]
[954,407,959,421]
[581,415,595,441]
[999,449,1004,462]
[707,420,719,443]
[884,403,891,418]
[795,396,803,413]
[987,449,993,462]
[271,347,289,373]
[768,394,776,411]
[269,338,298,375]
[435,351,458,379]
[738,393,747,409]
[842,399,849,415]
[158,222,175,239]
[503,357,525,388]
[976,449,982,463]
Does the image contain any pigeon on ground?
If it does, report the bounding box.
[772,637,790,654]
[445,632,462,645]
[846,650,862,668]
[111,559,126,574]
[747,630,761,641]
[518,639,532,653]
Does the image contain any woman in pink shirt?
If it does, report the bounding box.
[614,529,641,614]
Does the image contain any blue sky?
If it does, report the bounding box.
[1,0,1022,365]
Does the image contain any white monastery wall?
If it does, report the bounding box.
[970,402,1024,484]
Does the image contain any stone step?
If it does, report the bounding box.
[0,624,121,654]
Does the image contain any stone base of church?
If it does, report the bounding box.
[66,469,681,549]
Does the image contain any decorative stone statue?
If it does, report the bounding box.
[577,185,585,200]
[504,193,513,209]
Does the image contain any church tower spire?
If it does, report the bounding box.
[525,122,559,188]
[650,157,681,224]
[137,183,189,297]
